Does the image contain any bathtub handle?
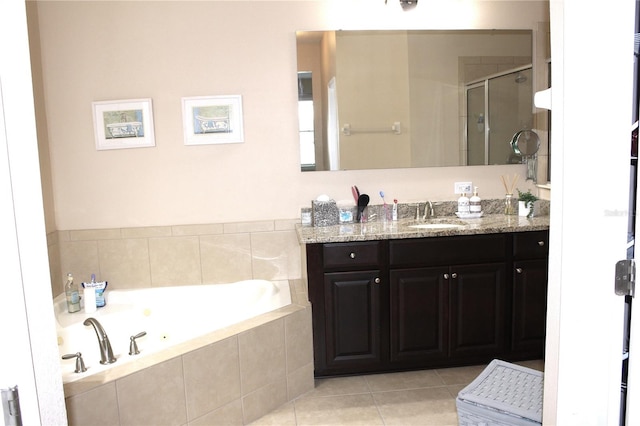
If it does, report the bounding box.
[129,331,147,356]
[62,352,87,374]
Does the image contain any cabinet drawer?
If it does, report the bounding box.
[323,241,381,269]
[389,234,507,267]
[513,231,549,259]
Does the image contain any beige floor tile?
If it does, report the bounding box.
[435,364,488,386]
[248,402,297,426]
[364,369,445,392]
[514,358,545,371]
[373,387,458,426]
[294,394,383,426]
[303,375,371,397]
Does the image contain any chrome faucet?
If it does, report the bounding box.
[423,201,435,220]
[83,317,117,365]
[416,201,435,220]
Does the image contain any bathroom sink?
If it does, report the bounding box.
[408,223,465,230]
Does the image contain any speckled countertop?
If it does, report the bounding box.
[297,198,550,244]
[296,214,550,244]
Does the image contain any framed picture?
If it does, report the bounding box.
[182,95,244,145]
[92,99,155,150]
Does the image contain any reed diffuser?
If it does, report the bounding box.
[501,174,519,215]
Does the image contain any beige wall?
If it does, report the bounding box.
[30,0,549,232]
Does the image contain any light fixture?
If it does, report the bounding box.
[400,0,418,10]
[385,0,418,11]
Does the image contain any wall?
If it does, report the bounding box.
[32,1,549,231]
[30,1,549,293]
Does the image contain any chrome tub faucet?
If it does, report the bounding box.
[83,317,117,364]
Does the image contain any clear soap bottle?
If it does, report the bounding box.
[65,273,80,313]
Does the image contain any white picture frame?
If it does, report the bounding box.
[182,95,244,145]
[92,98,155,150]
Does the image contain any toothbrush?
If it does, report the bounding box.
[380,191,388,221]
[379,190,387,207]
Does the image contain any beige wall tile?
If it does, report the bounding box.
[285,306,313,373]
[59,240,100,284]
[149,236,201,286]
[70,228,121,241]
[238,319,286,394]
[200,233,253,284]
[121,226,172,238]
[172,223,224,236]
[224,221,274,234]
[250,230,299,280]
[189,399,243,426]
[116,357,187,426]
[183,337,241,421]
[98,238,151,289]
[242,379,288,424]
[47,241,63,297]
[287,362,315,401]
[65,382,119,426]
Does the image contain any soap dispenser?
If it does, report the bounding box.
[457,192,470,214]
[470,187,482,214]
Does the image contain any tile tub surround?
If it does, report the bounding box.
[46,219,302,299]
[64,279,314,425]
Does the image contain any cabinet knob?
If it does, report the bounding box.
[444,273,449,279]
[349,252,356,259]
[538,241,545,246]
[451,273,458,278]
[516,268,523,274]
[374,277,381,284]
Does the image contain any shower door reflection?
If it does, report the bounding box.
[466,66,533,165]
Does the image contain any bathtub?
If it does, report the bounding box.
[54,279,291,384]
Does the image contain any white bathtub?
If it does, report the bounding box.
[54,279,291,384]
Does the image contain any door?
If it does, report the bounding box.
[0,1,67,423]
[544,1,635,424]
[389,267,448,363]
[323,270,383,372]
[449,263,506,360]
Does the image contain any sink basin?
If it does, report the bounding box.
[408,223,465,230]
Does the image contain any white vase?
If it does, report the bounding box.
[518,201,532,217]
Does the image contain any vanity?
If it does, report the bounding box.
[297,214,550,377]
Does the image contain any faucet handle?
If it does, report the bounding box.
[62,352,87,373]
[129,331,147,355]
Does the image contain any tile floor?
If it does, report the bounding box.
[250,359,544,426]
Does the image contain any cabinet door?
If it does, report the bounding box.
[512,259,548,356]
[390,267,449,364]
[449,263,506,360]
[323,270,383,372]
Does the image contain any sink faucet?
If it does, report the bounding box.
[83,317,117,364]
[423,201,435,220]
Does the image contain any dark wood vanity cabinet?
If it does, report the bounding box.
[510,231,549,358]
[306,230,549,377]
[389,235,507,367]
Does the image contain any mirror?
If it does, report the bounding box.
[296,30,534,171]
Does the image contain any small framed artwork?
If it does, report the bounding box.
[92,99,155,150]
[182,95,244,145]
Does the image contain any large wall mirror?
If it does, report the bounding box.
[297,30,535,172]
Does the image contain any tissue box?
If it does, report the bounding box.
[312,200,339,227]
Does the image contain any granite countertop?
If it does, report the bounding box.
[296,213,550,244]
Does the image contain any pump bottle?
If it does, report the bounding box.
[65,273,80,313]
[470,187,482,214]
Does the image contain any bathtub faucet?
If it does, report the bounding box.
[83,317,117,365]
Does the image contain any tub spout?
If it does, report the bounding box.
[83,317,117,365]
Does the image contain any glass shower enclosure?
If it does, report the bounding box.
[466,66,533,165]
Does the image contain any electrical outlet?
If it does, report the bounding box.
[454,181,473,194]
